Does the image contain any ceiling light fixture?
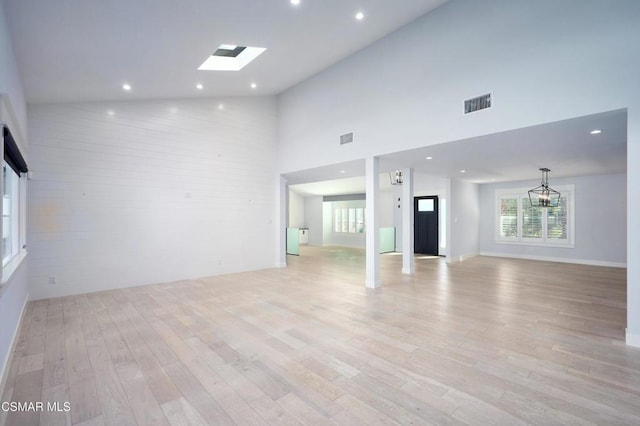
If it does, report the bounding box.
[528,168,560,207]
[196,83,204,90]
[340,170,346,174]
[590,129,602,135]
[426,156,433,160]
[251,82,257,89]
[460,170,466,173]
[122,83,131,91]
[217,103,225,110]
[355,11,365,21]
[291,0,300,5]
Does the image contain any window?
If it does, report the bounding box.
[498,197,518,239]
[2,162,20,266]
[2,125,28,286]
[334,207,365,234]
[418,198,434,212]
[496,186,574,247]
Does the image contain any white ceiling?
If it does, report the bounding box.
[4,0,448,103]
[4,1,627,196]
[289,109,627,196]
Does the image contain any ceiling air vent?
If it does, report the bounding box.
[464,93,492,114]
[340,132,354,145]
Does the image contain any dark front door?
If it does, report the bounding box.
[414,196,439,255]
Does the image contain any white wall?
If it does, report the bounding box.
[276,0,640,344]
[27,97,278,300]
[379,189,395,227]
[0,0,26,137]
[288,189,305,227]
[0,258,28,387]
[479,173,626,266]
[277,0,640,173]
[304,196,323,245]
[0,0,29,389]
[448,179,480,261]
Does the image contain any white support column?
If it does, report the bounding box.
[277,174,288,268]
[0,129,3,283]
[402,168,414,275]
[365,156,381,288]
[627,105,640,347]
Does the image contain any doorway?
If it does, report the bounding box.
[414,196,439,255]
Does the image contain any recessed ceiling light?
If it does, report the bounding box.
[251,82,257,89]
[217,103,225,110]
[340,170,346,174]
[426,156,433,160]
[196,83,204,90]
[291,0,300,5]
[122,83,131,91]
[460,170,466,173]
[355,11,365,21]
[590,129,602,135]
[106,110,115,116]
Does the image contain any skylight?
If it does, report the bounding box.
[198,44,266,71]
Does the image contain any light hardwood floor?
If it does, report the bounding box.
[1,247,638,425]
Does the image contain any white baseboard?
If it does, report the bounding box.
[365,279,381,289]
[0,292,30,395]
[627,329,640,348]
[446,252,479,264]
[479,252,626,268]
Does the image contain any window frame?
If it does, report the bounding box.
[495,185,575,248]
[334,207,366,234]
[3,161,21,266]
[1,125,28,290]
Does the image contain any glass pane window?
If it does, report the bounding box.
[521,199,543,239]
[547,196,568,240]
[341,209,348,233]
[356,208,365,233]
[3,162,20,265]
[499,197,518,238]
[348,208,356,233]
[418,199,434,212]
[333,206,365,234]
[496,187,573,247]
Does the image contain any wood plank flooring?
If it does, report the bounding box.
[2,247,638,425]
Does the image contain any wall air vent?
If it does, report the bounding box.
[464,93,492,114]
[340,132,354,145]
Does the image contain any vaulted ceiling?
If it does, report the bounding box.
[4,0,448,103]
[3,1,627,196]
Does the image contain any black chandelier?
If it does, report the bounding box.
[528,168,560,208]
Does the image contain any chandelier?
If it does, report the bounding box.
[528,168,560,207]
[389,170,403,185]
